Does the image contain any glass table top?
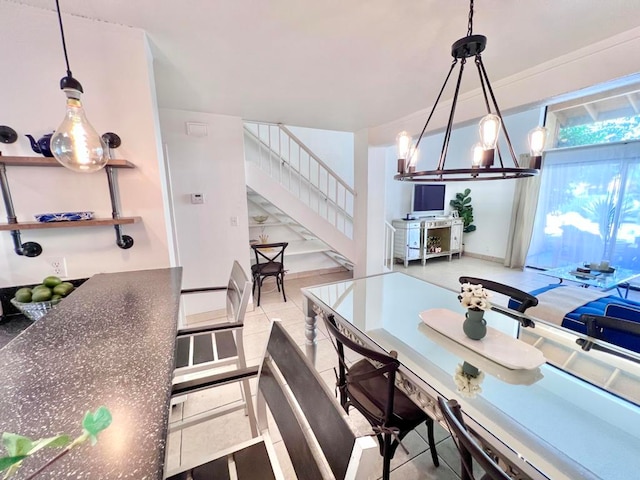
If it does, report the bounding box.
[539,265,640,290]
[303,272,640,480]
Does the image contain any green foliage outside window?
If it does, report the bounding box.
[557,115,640,148]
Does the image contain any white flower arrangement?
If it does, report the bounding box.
[454,363,485,398]
[459,282,492,311]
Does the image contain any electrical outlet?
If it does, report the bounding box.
[48,257,68,278]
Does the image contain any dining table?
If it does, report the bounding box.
[301,271,640,480]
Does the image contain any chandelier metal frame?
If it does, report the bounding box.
[394,0,538,182]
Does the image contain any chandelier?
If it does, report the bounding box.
[395,0,547,182]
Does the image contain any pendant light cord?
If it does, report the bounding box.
[55,0,73,78]
[467,0,474,36]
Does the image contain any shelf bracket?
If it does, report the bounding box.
[0,161,42,257]
[105,166,134,249]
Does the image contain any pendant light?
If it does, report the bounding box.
[395,0,546,182]
[50,0,107,173]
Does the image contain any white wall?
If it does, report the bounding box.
[384,108,542,260]
[160,109,251,313]
[0,4,172,287]
[286,125,354,187]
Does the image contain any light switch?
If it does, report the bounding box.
[191,193,205,204]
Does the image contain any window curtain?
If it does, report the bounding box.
[526,141,640,270]
[504,175,542,269]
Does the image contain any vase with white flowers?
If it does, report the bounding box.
[454,361,485,398]
[459,282,492,340]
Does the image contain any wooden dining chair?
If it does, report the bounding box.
[459,275,538,327]
[322,314,439,480]
[438,396,510,480]
[251,242,288,306]
[173,260,255,432]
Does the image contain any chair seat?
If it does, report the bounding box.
[349,359,428,427]
[251,262,283,275]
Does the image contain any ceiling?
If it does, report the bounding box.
[10,0,640,132]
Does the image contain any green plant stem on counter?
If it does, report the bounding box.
[0,406,112,479]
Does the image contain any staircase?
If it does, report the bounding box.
[244,122,356,269]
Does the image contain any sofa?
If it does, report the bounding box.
[512,284,640,353]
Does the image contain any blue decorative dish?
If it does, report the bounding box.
[34,211,94,222]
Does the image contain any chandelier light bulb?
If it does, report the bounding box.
[51,88,108,173]
[528,126,547,157]
[471,143,484,167]
[408,145,419,168]
[396,131,412,160]
[479,114,502,150]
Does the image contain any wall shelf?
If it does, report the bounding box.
[0,217,141,231]
[249,239,331,257]
[0,154,138,257]
[0,156,135,168]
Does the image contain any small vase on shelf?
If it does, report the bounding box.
[463,308,487,340]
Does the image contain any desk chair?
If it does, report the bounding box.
[459,276,538,327]
[174,261,254,432]
[166,321,378,480]
[438,397,510,480]
[251,242,288,307]
[322,314,439,480]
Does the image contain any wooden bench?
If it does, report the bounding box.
[166,321,378,480]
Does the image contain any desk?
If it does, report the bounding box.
[302,272,640,480]
[0,268,182,479]
[539,265,640,297]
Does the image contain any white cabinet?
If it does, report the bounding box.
[393,217,463,267]
[392,220,422,267]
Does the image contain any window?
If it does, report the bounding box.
[526,142,640,270]
[548,85,640,148]
[526,85,640,271]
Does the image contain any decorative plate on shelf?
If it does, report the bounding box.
[34,211,94,223]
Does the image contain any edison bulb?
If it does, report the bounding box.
[396,131,412,160]
[408,145,419,168]
[471,143,484,167]
[51,88,107,173]
[479,114,501,150]
[528,126,547,156]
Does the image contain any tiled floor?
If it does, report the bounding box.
[166,255,640,479]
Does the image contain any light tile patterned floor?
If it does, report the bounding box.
[166,256,640,478]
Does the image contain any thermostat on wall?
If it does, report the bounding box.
[191,193,205,204]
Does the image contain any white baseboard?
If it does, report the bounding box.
[464,252,504,264]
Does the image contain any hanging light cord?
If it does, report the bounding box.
[55,0,73,78]
[467,0,474,37]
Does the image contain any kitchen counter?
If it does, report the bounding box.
[0,267,182,479]
[0,314,32,348]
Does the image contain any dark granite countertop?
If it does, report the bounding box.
[0,267,182,479]
[0,314,32,349]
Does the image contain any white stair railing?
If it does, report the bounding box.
[244,121,354,239]
[384,221,396,271]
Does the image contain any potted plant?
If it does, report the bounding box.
[450,188,476,233]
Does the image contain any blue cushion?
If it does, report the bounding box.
[605,304,640,322]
